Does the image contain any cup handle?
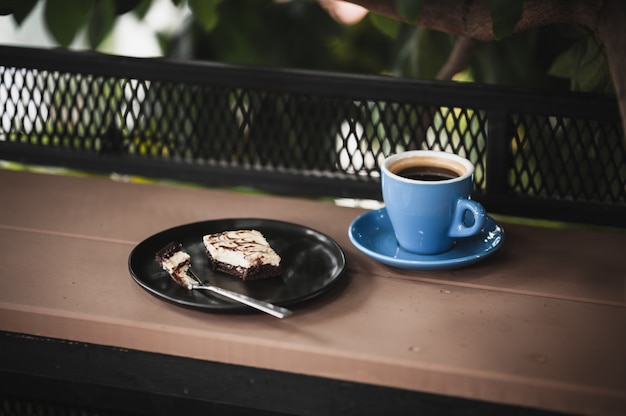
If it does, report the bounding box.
[448,199,487,238]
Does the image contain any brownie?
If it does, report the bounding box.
[155,242,196,289]
[202,230,281,281]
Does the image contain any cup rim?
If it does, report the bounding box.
[382,150,474,184]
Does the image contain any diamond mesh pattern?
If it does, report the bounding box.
[0,67,488,184]
[0,397,134,416]
[0,46,624,225]
[511,113,626,204]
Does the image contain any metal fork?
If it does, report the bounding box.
[188,269,293,319]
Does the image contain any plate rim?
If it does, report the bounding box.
[129,217,347,312]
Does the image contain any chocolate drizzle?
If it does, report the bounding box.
[155,242,194,289]
[155,241,183,263]
[203,230,282,280]
[204,230,280,264]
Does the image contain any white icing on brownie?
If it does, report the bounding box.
[155,242,196,289]
[160,251,190,275]
[202,230,281,269]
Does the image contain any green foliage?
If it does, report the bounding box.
[549,28,613,93]
[88,0,116,48]
[170,0,399,75]
[489,0,523,40]
[187,0,220,32]
[130,0,152,19]
[0,0,38,24]
[44,0,91,47]
[469,26,572,89]
[395,0,424,22]
[113,0,145,15]
[2,0,149,48]
[394,26,454,79]
[0,0,613,95]
[370,12,400,39]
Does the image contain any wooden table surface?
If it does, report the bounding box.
[1,169,624,416]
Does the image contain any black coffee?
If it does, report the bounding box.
[396,165,459,181]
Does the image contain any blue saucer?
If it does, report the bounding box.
[348,208,504,270]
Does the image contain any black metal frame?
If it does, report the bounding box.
[0,44,624,228]
[0,331,563,416]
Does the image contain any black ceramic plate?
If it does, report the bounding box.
[128,218,347,312]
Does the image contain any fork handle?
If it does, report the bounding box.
[194,284,293,319]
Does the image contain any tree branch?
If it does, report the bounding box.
[346,0,626,139]
[347,0,601,40]
[436,36,477,81]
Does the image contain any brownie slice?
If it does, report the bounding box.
[155,242,196,289]
[202,230,281,281]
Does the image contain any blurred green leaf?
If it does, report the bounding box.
[156,31,171,55]
[396,0,424,22]
[179,0,345,70]
[369,13,399,39]
[44,0,92,47]
[548,46,573,79]
[0,0,10,15]
[0,0,18,15]
[113,0,143,15]
[490,0,522,40]
[88,0,115,48]
[549,34,613,93]
[13,0,37,24]
[0,0,38,25]
[132,0,152,19]
[188,0,220,32]
[394,27,453,79]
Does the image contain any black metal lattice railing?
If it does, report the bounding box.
[510,113,625,204]
[0,45,625,226]
[0,396,136,416]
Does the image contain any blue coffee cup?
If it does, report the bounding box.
[381,150,487,255]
